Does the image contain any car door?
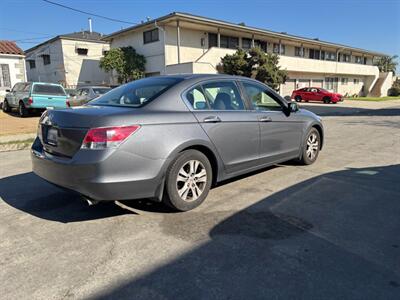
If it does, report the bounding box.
[79,88,90,105]
[9,83,26,107]
[6,83,18,107]
[186,80,260,174]
[309,88,319,101]
[240,80,304,164]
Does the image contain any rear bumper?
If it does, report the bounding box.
[31,137,168,201]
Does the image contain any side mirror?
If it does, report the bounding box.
[5,89,10,92]
[289,101,299,113]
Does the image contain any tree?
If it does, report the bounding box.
[375,55,398,73]
[99,46,146,83]
[218,47,288,90]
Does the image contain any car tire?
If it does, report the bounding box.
[18,101,28,117]
[323,97,331,104]
[295,96,302,102]
[298,128,320,165]
[163,149,212,211]
[2,100,11,112]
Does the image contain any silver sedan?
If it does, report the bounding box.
[31,74,323,211]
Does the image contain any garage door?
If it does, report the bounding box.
[280,79,296,99]
[312,79,323,88]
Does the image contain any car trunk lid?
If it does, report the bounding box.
[38,105,142,158]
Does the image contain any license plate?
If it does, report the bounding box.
[47,128,58,146]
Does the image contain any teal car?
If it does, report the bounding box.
[2,82,68,117]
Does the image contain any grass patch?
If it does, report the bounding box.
[0,138,35,146]
[345,96,399,101]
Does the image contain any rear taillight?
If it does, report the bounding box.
[81,125,140,149]
[28,97,33,105]
[66,100,70,107]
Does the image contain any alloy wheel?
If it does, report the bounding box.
[176,160,207,202]
[306,132,319,160]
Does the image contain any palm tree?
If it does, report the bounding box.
[375,55,398,73]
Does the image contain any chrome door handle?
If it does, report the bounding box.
[203,116,221,123]
[259,116,272,122]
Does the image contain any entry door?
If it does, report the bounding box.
[186,81,260,174]
[240,81,303,163]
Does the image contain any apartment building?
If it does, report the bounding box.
[0,41,26,100]
[25,31,110,88]
[104,12,393,97]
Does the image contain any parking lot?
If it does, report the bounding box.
[1,101,400,299]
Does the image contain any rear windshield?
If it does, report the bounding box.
[33,84,66,96]
[90,77,183,107]
[93,88,111,95]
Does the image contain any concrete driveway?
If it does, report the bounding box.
[0,101,399,299]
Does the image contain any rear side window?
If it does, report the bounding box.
[93,88,111,95]
[186,81,245,111]
[90,77,183,107]
[33,84,66,96]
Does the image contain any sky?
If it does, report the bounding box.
[0,0,399,58]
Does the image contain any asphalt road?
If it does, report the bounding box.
[1,102,400,300]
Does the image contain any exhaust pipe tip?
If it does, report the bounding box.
[81,195,99,206]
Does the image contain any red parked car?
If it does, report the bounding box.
[291,87,343,104]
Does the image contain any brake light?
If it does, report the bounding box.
[66,100,70,107]
[81,125,140,149]
[28,97,33,105]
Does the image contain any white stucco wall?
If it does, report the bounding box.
[25,39,65,84]
[26,39,110,87]
[109,27,165,78]
[61,39,109,87]
[0,54,26,99]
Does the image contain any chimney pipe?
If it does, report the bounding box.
[88,18,93,33]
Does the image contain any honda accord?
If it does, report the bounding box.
[32,74,323,211]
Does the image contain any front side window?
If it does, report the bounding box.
[143,28,159,44]
[93,88,111,95]
[242,82,282,111]
[33,84,66,96]
[192,81,245,111]
[91,77,183,107]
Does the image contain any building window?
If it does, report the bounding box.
[0,64,11,88]
[28,60,36,69]
[76,48,88,55]
[220,35,239,49]
[353,78,360,84]
[309,49,320,60]
[342,54,351,62]
[242,38,252,50]
[325,77,338,90]
[208,33,217,48]
[143,28,159,44]
[42,54,51,65]
[341,78,348,85]
[273,43,285,54]
[355,56,362,64]
[254,40,267,52]
[325,52,336,61]
[363,57,367,65]
[295,46,304,57]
